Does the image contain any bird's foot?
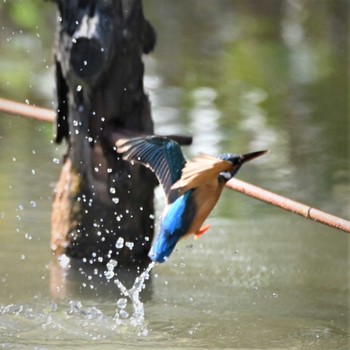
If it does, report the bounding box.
[194,224,211,240]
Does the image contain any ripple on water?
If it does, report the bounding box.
[0,262,157,346]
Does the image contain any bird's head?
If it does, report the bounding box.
[218,150,268,182]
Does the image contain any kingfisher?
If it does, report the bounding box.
[116,136,267,263]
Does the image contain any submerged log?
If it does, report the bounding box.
[51,0,158,267]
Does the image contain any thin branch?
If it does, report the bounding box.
[0,97,55,123]
[226,178,350,234]
[2,97,350,234]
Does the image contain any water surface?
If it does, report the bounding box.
[0,1,349,349]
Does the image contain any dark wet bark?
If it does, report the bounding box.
[51,0,157,267]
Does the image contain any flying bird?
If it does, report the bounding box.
[116,136,267,263]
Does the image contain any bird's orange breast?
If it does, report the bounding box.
[186,179,225,236]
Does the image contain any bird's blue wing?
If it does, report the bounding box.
[116,136,186,203]
[149,191,195,262]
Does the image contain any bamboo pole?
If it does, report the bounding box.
[1,97,350,234]
[226,178,350,234]
[0,97,54,123]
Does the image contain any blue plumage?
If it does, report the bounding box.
[149,191,195,262]
[118,136,186,203]
[116,136,267,263]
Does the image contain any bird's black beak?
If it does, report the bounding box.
[240,150,268,164]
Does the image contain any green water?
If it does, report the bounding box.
[0,1,349,349]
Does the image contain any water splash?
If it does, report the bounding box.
[112,261,156,335]
[115,237,124,249]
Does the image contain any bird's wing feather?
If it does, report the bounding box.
[116,136,186,203]
[171,154,233,196]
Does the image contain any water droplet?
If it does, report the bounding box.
[20,254,25,260]
[25,233,32,240]
[104,270,114,280]
[110,187,116,194]
[68,300,82,315]
[116,298,127,309]
[109,259,118,267]
[112,197,119,204]
[31,169,36,175]
[125,242,134,250]
[57,254,70,268]
[107,168,113,173]
[30,200,36,208]
[119,309,129,319]
[76,85,82,92]
[106,259,118,271]
[53,158,60,164]
[115,237,124,249]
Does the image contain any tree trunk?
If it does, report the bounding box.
[51,0,157,268]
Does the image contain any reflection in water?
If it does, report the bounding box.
[188,87,222,156]
[238,87,278,153]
